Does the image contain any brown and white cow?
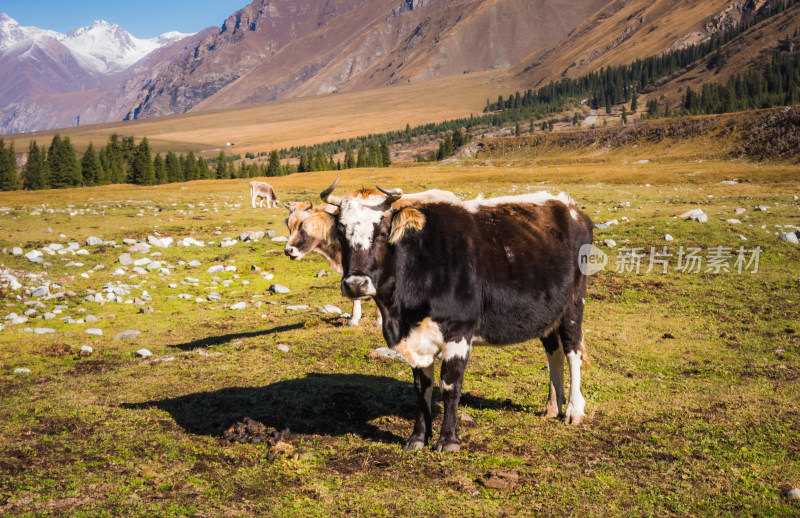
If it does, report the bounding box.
[321,181,593,452]
[283,186,459,326]
[250,181,279,208]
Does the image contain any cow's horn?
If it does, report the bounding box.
[376,185,403,207]
[320,179,342,206]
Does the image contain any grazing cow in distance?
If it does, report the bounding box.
[250,181,280,208]
[283,187,459,327]
[321,180,593,452]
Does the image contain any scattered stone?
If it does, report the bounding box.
[779,232,799,244]
[115,329,141,340]
[267,230,276,238]
[86,328,103,336]
[14,368,32,374]
[251,265,262,271]
[138,306,154,314]
[734,207,747,215]
[664,234,674,241]
[726,219,742,224]
[147,236,173,248]
[152,356,175,363]
[787,488,800,500]
[86,236,103,246]
[220,238,237,247]
[133,258,151,266]
[230,302,247,310]
[460,412,475,424]
[33,327,55,334]
[128,243,152,253]
[188,260,201,267]
[323,304,342,314]
[272,236,288,243]
[240,231,266,242]
[754,205,770,212]
[316,270,329,277]
[25,250,43,262]
[270,284,290,294]
[225,265,237,272]
[119,253,133,266]
[43,312,55,320]
[286,305,308,311]
[594,223,609,230]
[80,345,93,356]
[135,348,152,358]
[31,285,49,298]
[11,247,23,255]
[207,265,225,274]
[369,347,403,361]
[738,234,748,241]
[277,344,290,353]
[604,239,617,248]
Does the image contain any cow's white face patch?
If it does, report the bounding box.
[339,195,387,250]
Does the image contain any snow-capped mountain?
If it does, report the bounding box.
[0,14,191,74]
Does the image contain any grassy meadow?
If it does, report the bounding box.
[0,150,799,516]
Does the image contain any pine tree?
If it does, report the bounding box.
[165,152,181,183]
[80,142,103,186]
[130,137,155,185]
[344,144,356,169]
[153,153,167,184]
[356,144,366,168]
[267,150,281,176]
[215,151,227,179]
[630,91,639,113]
[102,134,125,184]
[380,140,391,167]
[0,139,20,191]
[184,151,198,182]
[22,141,48,190]
[621,106,628,125]
[47,135,81,188]
[196,157,210,179]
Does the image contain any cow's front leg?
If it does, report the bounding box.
[436,339,471,452]
[347,299,362,326]
[404,364,434,450]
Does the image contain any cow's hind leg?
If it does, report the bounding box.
[541,332,566,419]
[436,338,471,452]
[560,292,587,425]
[404,364,434,450]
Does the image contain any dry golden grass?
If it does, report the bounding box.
[8,69,520,158]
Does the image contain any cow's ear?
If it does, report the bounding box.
[389,208,425,244]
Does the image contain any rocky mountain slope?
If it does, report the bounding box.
[127,0,610,119]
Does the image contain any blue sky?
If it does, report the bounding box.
[3,0,248,38]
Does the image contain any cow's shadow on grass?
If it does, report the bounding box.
[169,323,306,351]
[122,373,527,445]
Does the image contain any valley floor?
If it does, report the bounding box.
[0,157,798,516]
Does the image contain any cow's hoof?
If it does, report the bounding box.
[373,320,382,328]
[435,440,460,452]
[566,412,585,425]
[403,439,426,451]
[542,404,561,419]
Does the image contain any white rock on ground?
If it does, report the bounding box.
[230,302,247,310]
[270,284,290,294]
[135,348,152,358]
[14,368,32,374]
[664,234,674,241]
[86,328,102,336]
[207,265,225,274]
[86,236,103,246]
[277,344,290,353]
[114,329,141,340]
[80,345,93,355]
[779,232,799,244]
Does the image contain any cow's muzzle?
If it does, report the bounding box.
[342,275,376,299]
[284,245,303,260]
